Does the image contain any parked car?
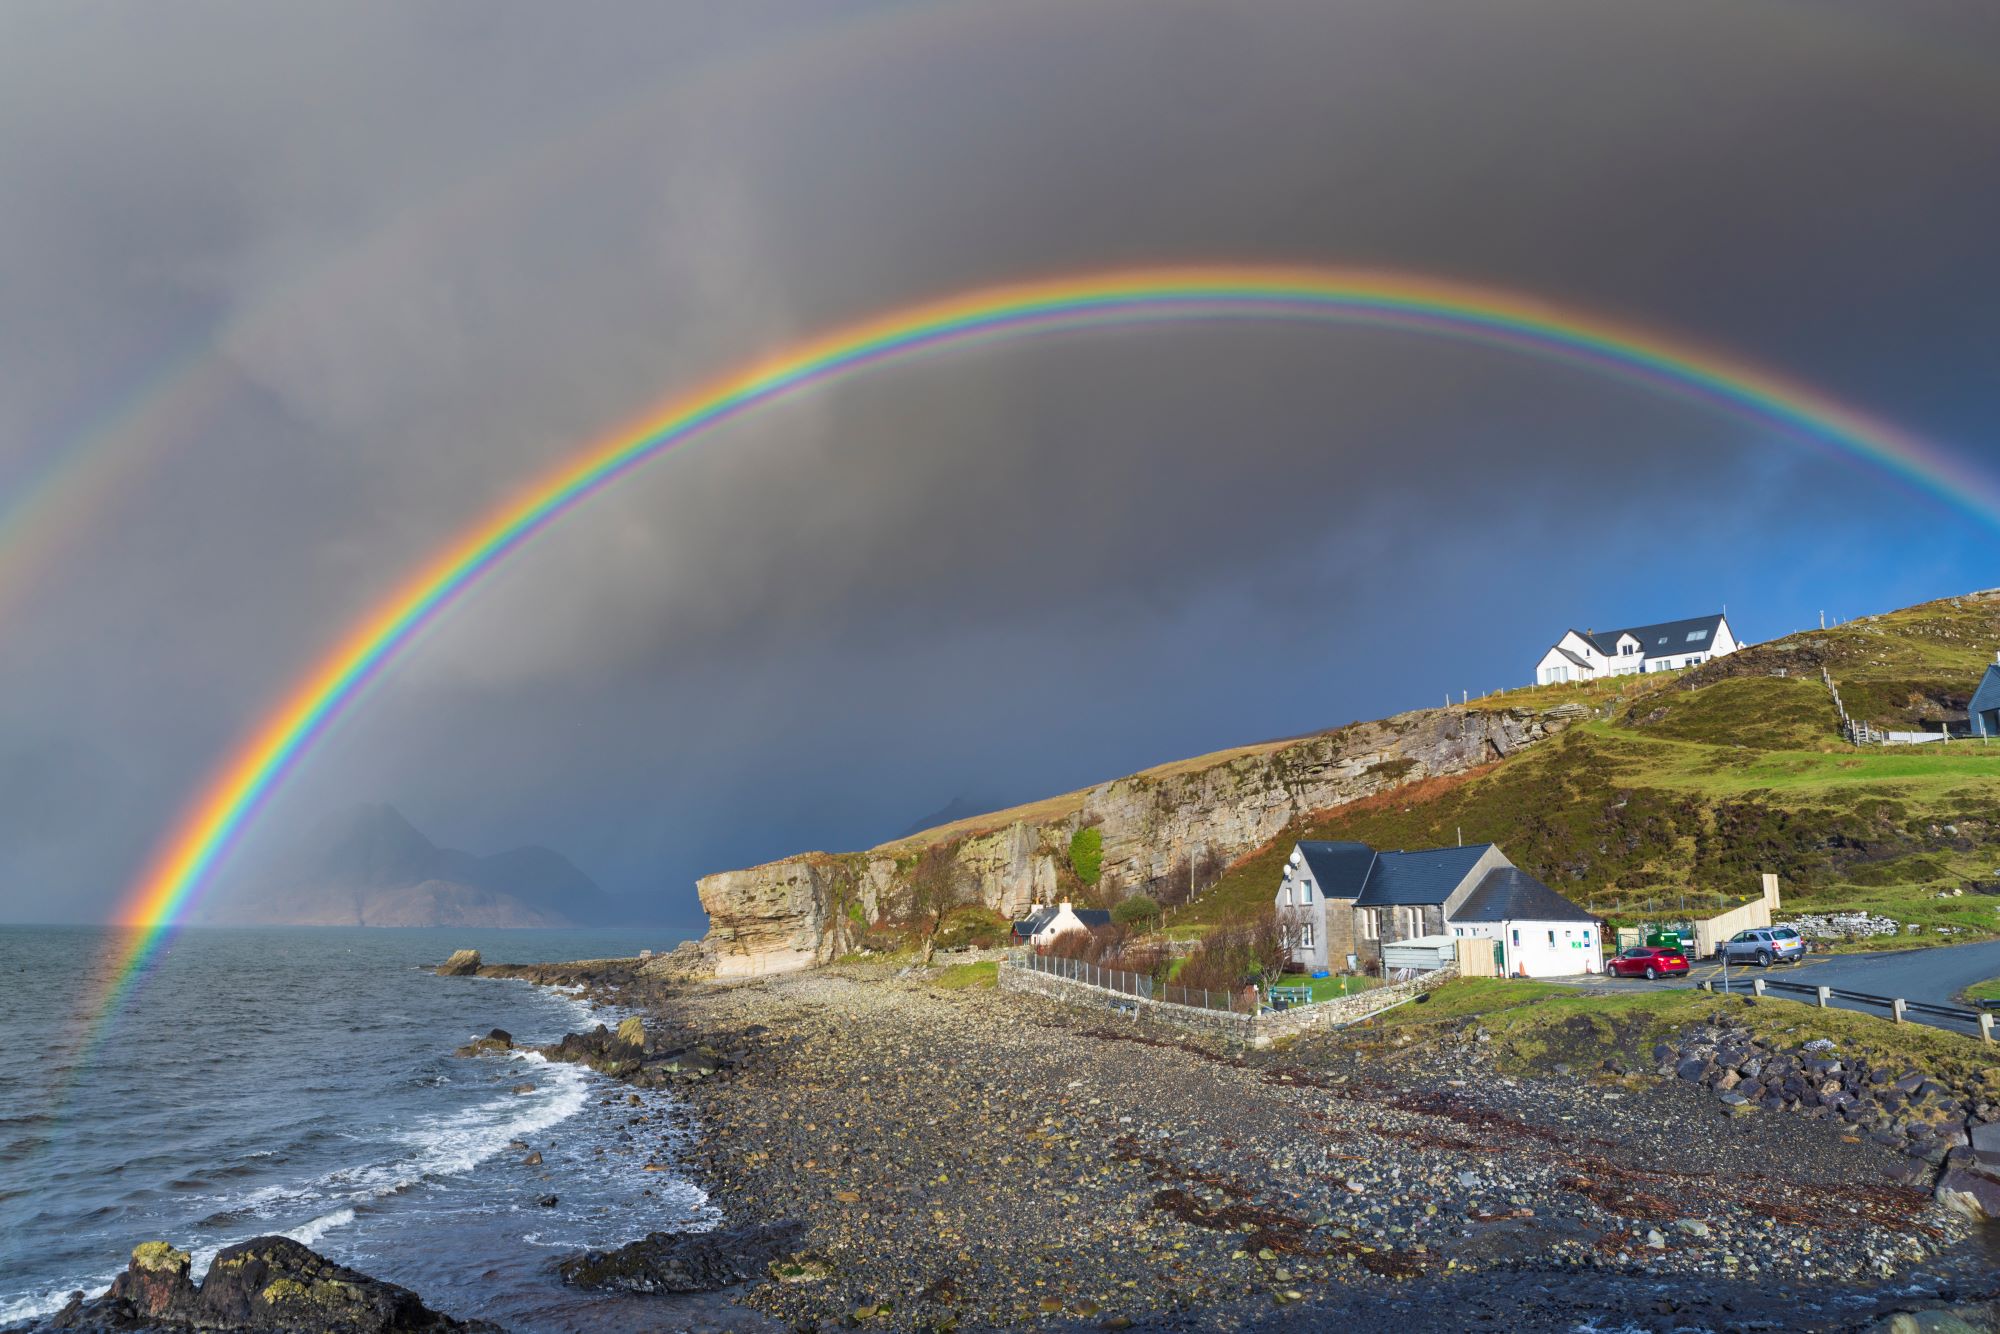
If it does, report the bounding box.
[1609,945,1689,980]
[1715,926,1806,967]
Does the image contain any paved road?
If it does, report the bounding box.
[1555,938,2000,1037]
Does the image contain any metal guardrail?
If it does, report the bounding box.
[1707,973,1992,1038]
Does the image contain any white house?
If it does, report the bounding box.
[1445,866,1603,978]
[1011,900,1112,948]
[1534,613,1739,686]
[1276,839,1601,978]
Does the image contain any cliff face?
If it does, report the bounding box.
[697,702,1585,978]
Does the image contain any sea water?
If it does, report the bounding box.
[0,926,723,1331]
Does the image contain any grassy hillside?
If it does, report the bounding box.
[1183,591,2000,941]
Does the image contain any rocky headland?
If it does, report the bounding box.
[696,702,1587,978]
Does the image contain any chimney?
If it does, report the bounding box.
[1029,902,1043,914]
[1059,900,1072,914]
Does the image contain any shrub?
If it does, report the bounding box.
[1068,827,1103,886]
[935,905,1010,949]
[1177,913,1288,993]
[1111,894,1160,928]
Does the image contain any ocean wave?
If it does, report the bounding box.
[284,1206,357,1250]
[0,1264,123,1325]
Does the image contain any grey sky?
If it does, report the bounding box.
[2,1,1997,926]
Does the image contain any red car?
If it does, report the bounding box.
[1609,945,1689,980]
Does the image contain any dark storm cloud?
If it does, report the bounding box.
[1,0,1996,922]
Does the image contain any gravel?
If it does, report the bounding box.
[518,962,2000,1332]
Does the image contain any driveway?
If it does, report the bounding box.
[1550,938,2000,1037]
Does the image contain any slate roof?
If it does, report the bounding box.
[1012,906,1112,937]
[1552,646,1592,671]
[1580,614,1726,659]
[1450,866,1598,924]
[1971,664,2000,729]
[1293,841,1377,899]
[1353,845,1496,908]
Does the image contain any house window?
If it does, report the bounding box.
[1300,922,1314,949]
[1547,929,1556,945]
[1511,928,1520,946]
[1362,912,1378,941]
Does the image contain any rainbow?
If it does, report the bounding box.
[97,263,1996,1015]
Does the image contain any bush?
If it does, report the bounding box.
[1069,827,1103,886]
[1111,894,1160,928]
[935,905,1010,950]
[1178,913,1288,993]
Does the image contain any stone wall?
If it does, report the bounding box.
[700,701,1587,977]
[995,959,1459,1048]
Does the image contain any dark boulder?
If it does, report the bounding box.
[558,1221,806,1294]
[454,1029,513,1057]
[22,1237,499,1333]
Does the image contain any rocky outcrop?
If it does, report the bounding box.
[435,949,481,976]
[698,703,1585,977]
[24,1237,497,1332]
[557,1220,806,1294]
[1656,1013,2000,1195]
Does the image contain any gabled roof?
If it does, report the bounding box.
[1552,646,1593,671]
[1013,908,1057,936]
[1450,866,1597,923]
[1581,614,1727,659]
[1354,845,1495,908]
[1292,841,1376,899]
[1012,905,1111,935]
[1971,663,2000,715]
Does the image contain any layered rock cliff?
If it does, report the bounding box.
[696,702,1586,977]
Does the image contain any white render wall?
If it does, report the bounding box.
[1535,617,1740,685]
[1275,848,1331,971]
[1450,917,1600,977]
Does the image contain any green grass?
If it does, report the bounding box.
[931,959,999,990]
[1963,977,2000,1005]
[1376,978,2000,1087]
[1275,972,1378,1003]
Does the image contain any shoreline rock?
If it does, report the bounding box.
[13,1237,500,1334]
[557,1221,807,1294]
[434,950,481,977]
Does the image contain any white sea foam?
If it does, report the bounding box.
[0,1268,123,1325]
[283,1206,357,1250]
[202,1061,588,1229]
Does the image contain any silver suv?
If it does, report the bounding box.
[1716,926,1805,966]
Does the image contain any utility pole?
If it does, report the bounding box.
[1820,610,1826,631]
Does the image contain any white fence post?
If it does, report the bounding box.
[1892,997,1907,1024]
[1816,985,1830,1008]
[1752,978,1765,997]
[1982,1013,1994,1044]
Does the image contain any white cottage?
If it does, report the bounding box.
[1011,900,1112,948]
[1447,866,1603,977]
[1535,613,1739,686]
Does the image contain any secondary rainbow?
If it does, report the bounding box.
[100,263,1997,1008]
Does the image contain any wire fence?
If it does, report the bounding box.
[1013,950,1254,1013]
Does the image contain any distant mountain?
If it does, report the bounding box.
[212,803,622,928]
